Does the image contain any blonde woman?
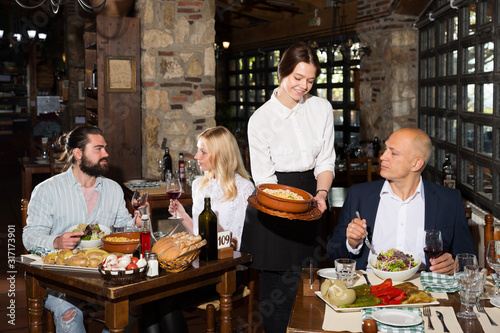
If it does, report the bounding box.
[169,126,254,250]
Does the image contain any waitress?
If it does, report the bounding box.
[241,42,335,332]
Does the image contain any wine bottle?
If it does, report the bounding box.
[163,147,173,180]
[179,152,186,183]
[199,197,218,261]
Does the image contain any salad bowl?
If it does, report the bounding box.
[368,250,421,282]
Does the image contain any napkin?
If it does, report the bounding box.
[424,306,463,333]
[362,307,424,333]
[420,272,459,293]
[475,304,500,333]
[322,305,362,332]
[127,181,159,188]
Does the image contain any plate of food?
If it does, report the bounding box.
[25,248,112,273]
[317,278,438,312]
[66,223,110,249]
[371,308,422,326]
[368,249,421,282]
[491,297,500,308]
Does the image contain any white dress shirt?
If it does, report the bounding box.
[348,177,427,265]
[191,173,255,251]
[248,88,336,185]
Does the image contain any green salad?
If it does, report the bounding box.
[375,248,418,272]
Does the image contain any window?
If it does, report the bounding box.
[418,0,499,216]
[221,40,360,149]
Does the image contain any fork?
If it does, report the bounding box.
[356,211,376,254]
[477,303,498,326]
[423,306,434,330]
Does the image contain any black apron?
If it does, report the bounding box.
[241,170,322,271]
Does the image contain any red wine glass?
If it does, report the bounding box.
[424,229,443,259]
[166,177,182,219]
[131,190,148,210]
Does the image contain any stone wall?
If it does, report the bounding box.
[356,0,419,142]
[136,0,216,178]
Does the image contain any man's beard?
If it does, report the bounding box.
[80,153,109,177]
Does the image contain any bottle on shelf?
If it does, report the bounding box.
[92,63,97,90]
[198,197,218,261]
[442,153,455,188]
[163,147,173,181]
[179,152,186,183]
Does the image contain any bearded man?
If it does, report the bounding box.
[23,126,141,333]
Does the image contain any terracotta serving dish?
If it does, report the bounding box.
[102,232,140,254]
[255,184,313,213]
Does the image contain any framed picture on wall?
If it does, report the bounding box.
[105,56,136,93]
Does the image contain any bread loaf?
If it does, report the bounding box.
[153,232,205,262]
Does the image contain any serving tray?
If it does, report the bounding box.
[248,194,322,221]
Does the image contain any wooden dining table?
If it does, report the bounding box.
[287,268,496,333]
[18,252,252,333]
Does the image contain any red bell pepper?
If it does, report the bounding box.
[373,286,406,305]
[370,278,393,294]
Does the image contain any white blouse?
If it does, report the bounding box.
[191,173,255,251]
[248,88,336,185]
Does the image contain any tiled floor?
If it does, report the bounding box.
[0,169,263,333]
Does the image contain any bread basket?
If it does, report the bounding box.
[97,263,148,285]
[159,246,204,273]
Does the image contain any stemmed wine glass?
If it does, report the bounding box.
[132,190,148,211]
[454,253,479,319]
[157,159,165,182]
[424,229,443,259]
[186,159,196,186]
[166,176,182,219]
[486,240,500,297]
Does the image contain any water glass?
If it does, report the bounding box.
[335,258,356,287]
[459,268,486,307]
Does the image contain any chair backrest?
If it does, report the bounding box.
[49,144,64,177]
[21,199,29,254]
[484,214,500,274]
[345,155,380,187]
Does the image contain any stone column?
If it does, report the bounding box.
[136,0,216,178]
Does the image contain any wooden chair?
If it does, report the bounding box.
[187,266,258,333]
[484,214,500,274]
[49,143,64,177]
[345,155,380,187]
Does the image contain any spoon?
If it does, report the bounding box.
[355,211,376,255]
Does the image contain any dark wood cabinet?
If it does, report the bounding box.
[84,16,142,183]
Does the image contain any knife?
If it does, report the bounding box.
[436,311,450,333]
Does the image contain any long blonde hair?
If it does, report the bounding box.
[197,126,250,201]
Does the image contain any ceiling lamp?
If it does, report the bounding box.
[15,0,106,14]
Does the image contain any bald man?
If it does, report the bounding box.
[327,128,475,274]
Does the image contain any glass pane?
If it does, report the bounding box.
[332,88,343,102]
[248,73,255,86]
[256,55,265,69]
[335,131,344,148]
[439,20,447,45]
[450,50,458,75]
[429,145,435,167]
[248,106,256,116]
[229,75,237,86]
[420,87,426,107]
[248,90,255,102]
[420,29,427,51]
[350,110,360,126]
[483,83,494,114]
[420,59,427,79]
[438,86,446,108]
[428,56,435,78]
[349,132,360,147]
[481,0,493,24]
[317,68,328,84]
[449,85,457,109]
[448,118,457,144]
[333,109,343,125]
[438,117,446,140]
[334,48,343,61]
[428,26,435,49]
[229,90,236,101]
[238,74,245,86]
[227,105,237,118]
[256,73,265,86]
[482,42,494,72]
[437,148,445,169]
[465,46,475,73]
[466,84,475,112]
[237,90,245,102]
[464,122,474,150]
[467,2,477,35]
[480,125,493,156]
[228,59,237,71]
[419,114,426,132]
[257,89,266,103]
[332,67,343,83]
[238,58,244,70]
[479,165,493,198]
[317,88,327,99]
[268,51,280,67]
[269,72,278,85]
[438,54,446,77]
[317,49,328,63]
[248,57,255,70]
[462,159,475,188]
[237,105,245,117]
[350,88,355,103]
[450,16,458,41]
[428,115,435,137]
[428,86,435,108]
[351,42,360,60]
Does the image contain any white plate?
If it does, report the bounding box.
[127,179,146,184]
[66,224,111,249]
[491,297,500,308]
[22,254,100,273]
[371,309,422,326]
[318,268,337,279]
[316,291,440,312]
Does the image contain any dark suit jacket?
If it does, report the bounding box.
[327,179,476,270]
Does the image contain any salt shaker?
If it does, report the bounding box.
[147,252,159,277]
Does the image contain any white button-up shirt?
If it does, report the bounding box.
[248,88,336,185]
